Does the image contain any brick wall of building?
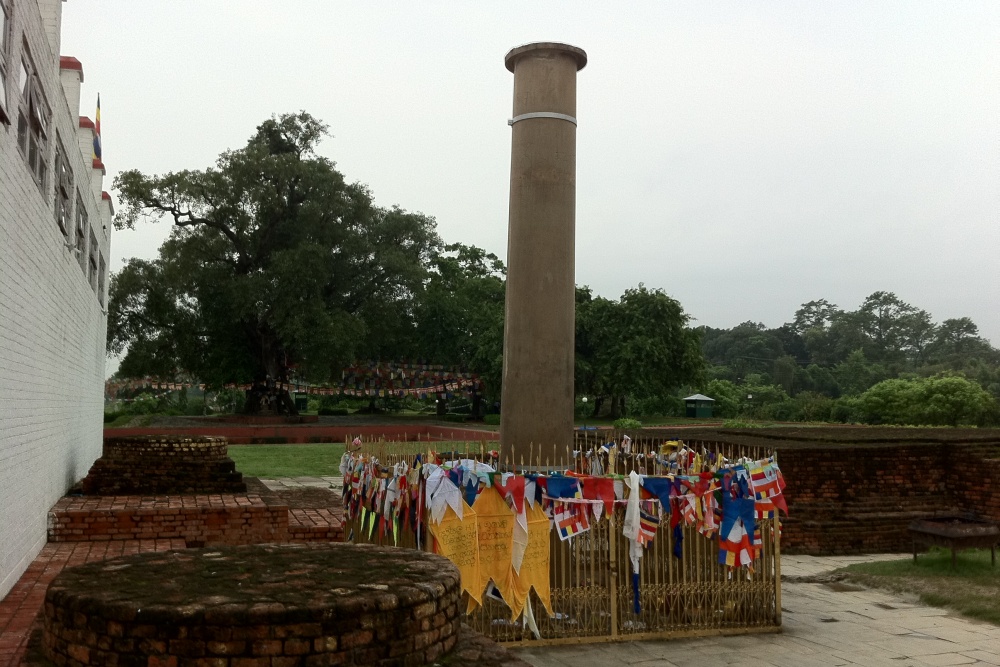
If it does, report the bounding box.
[0,0,111,599]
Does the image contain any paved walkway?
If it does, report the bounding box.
[5,482,998,667]
[258,475,344,495]
[511,554,1000,667]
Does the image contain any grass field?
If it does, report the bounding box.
[838,547,1000,625]
[227,441,487,477]
[227,443,346,477]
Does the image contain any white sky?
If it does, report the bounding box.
[61,1,1000,348]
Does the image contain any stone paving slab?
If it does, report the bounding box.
[258,475,343,493]
[511,554,1000,667]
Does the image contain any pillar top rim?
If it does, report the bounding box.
[505,42,587,73]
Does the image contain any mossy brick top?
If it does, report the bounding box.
[43,544,464,666]
[84,435,246,494]
[45,543,458,621]
[102,436,230,460]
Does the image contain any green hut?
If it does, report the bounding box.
[683,393,715,419]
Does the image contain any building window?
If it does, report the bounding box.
[0,1,10,125]
[88,229,99,291]
[16,47,51,190]
[98,254,106,307]
[75,193,88,273]
[54,140,73,236]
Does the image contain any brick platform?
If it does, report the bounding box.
[288,509,345,543]
[47,495,290,547]
[83,436,246,496]
[0,541,185,667]
[47,494,345,546]
[107,424,499,445]
[40,544,462,667]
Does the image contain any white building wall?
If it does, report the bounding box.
[0,0,109,599]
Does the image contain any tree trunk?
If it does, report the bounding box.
[618,395,627,417]
[241,320,292,415]
[609,394,620,420]
[591,396,603,419]
[436,396,448,416]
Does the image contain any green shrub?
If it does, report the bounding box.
[722,419,765,428]
[103,411,124,423]
[629,395,683,418]
[483,414,501,425]
[613,417,642,430]
[318,407,350,416]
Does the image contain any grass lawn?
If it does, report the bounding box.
[837,547,1000,625]
[228,443,347,477]
[227,441,489,478]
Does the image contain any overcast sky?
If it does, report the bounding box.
[61,2,1000,350]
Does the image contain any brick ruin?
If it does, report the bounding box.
[648,427,1000,555]
[37,543,535,667]
[81,436,246,495]
[778,439,1000,554]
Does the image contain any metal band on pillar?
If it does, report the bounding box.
[508,112,578,126]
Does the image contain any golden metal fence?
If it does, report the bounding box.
[345,436,781,645]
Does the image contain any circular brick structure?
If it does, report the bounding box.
[42,543,462,667]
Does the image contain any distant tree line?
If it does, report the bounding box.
[107,113,703,417]
[698,293,1000,426]
[107,112,999,425]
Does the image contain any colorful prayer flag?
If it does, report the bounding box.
[637,509,658,546]
[92,95,102,161]
[554,501,590,541]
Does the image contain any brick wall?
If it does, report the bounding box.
[41,545,463,667]
[108,423,501,444]
[47,496,289,546]
[778,442,1000,554]
[944,444,1000,525]
[0,1,111,599]
[82,437,247,495]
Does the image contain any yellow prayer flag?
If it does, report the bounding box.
[509,501,553,619]
[474,487,516,613]
[429,501,482,607]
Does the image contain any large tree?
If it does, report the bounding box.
[577,285,704,418]
[109,112,440,410]
[412,243,506,415]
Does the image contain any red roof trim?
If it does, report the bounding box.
[101,191,112,201]
[92,159,106,173]
[79,116,95,129]
[59,56,84,82]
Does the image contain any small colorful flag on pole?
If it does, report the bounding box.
[637,509,659,547]
[554,501,590,541]
[92,95,102,161]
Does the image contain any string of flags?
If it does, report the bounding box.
[342,440,787,625]
[105,361,483,400]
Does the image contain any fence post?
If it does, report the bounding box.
[774,519,782,625]
[608,511,618,638]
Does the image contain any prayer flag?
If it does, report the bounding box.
[554,501,590,541]
[637,509,658,546]
[92,95,102,161]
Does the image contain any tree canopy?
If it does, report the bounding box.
[109,112,440,390]
[106,112,999,427]
[576,285,704,418]
[698,291,1000,425]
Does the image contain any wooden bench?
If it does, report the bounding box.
[909,516,1000,569]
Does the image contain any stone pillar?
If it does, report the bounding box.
[500,43,587,465]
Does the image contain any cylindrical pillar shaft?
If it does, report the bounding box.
[500,43,587,465]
